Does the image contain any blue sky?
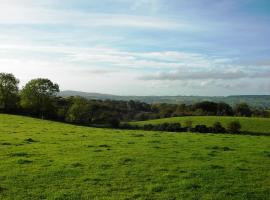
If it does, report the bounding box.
[0,0,269,95]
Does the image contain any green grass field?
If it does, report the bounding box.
[0,114,270,199]
[131,116,270,135]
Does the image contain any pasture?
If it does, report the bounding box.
[130,116,270,135]
[0,114,269,199]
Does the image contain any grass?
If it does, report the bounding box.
[0,114,270,199]
[130,116,270,135]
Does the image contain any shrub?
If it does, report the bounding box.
[167,123,182,132]
[227,121,241,133]
[185,120,193,132]
[212,122,226,133]
[193,125,209,133]
[143,124,154,130]
[109,118,120,128]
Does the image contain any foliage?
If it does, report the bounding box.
[227,121,242,133]
[212,122,226,133]
[131,116,270,135]
[66,97,92,124]
[234,103,252,117]
[0,73,19,112]
[20,78,59,118]
[0,73,269,128]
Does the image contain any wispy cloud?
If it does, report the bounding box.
[0,1,190,30]
[139,68,270,81]
[0,0,269,95]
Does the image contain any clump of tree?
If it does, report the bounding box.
[0,72,269,130]
[123,121,239,134]
[234,103,252,117]
[192,101,233,116]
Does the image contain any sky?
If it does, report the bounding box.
[0,0,269,96]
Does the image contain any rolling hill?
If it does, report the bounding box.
[59,90,270,108]
[0,114,269,199]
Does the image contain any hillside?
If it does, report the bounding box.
[131,116,270,135]
[59,90,270,108]
[0,114,269,199]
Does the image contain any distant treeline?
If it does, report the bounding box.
[0,73,269,128]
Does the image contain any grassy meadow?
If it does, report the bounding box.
[0,114,270,199]
[130,116,270,135]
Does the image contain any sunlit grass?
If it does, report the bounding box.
[0,114,269,199]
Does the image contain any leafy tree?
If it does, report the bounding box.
[193,101,218,115]
[217,102,233,116]
[234,103,251,117]
[227,121,242,133]
[20,78,59,118]
[0,73,19,112]
[66,97,91,124]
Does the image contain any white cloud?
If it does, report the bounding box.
[139,67,270,81]
[0,0,190,30]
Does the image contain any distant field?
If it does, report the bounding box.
[0,114,270,199]
[131,116,270,135]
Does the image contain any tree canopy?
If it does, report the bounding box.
[0,73,19,112]
[20,78,59,118]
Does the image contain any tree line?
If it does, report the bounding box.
[121,121,242,135]
[0,73,269,128]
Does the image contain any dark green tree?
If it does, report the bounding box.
[234,103,251,117]
[0,73,19,112]
[227,121,242,133]
[20,78,59,118]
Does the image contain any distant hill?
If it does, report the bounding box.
[59,90,270,108]
[59,90,117,99]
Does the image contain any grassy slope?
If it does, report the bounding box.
[0,114,269,200]
[131,116,270,134]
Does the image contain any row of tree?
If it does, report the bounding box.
[121,121,242,134]
[0,73,269,128]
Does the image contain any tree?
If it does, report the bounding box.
[217,102,233,116]
[66,97,92,124]
[20,78,59,118]
[185,120,193,131]
[234,103,252,117]
[109,118,120,128]
[193,101,218,115]
[227,121,241,133]
[212,122,226,133]
[0,73,19,112]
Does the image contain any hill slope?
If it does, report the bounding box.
[59,90,270,108]
[131,116,270,135]
[0,114,269,199]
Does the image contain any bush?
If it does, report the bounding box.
[167,123,182,132]
[227,121,241,133]
[109,118,120,128]
[192,125,210,133]
[212,122,226,133]
[143,124,154,130]
[185,120,193,132]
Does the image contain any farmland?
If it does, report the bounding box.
[0,114,269,199]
